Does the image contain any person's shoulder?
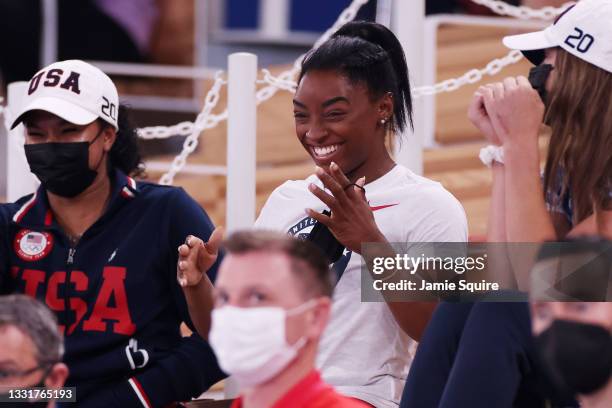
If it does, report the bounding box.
[389,165,463,211]
[308,387,372,408]
[130,181,211,225]
[134,181,195,206]
[134,180,180,196]
[377,166,467,241]
[0,194,36,226]
[261,175,317,207]
[269,174,317,199]
[255,175,319,229]
[393,164,443,190]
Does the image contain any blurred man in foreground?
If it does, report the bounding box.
[0,294,69,407]
[204,231,369,408]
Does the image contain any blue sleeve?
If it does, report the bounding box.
[166,187,223,283]
[165,187,223,331]
[131,188,225,406]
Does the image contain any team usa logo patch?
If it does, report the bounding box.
[14,229,54,262]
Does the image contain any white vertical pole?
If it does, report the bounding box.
[376,0,393,27]
[7,82,39,201]
[226,53,257,235]
[392,0,425,175]
[422,18,439,148]
[41,0,58,67]
[226,50,257,404]
[260,0,289,40]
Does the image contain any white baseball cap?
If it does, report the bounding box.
[11,59,119,130]
[503,0,612,73]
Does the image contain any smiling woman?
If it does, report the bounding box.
[252,21,468,408]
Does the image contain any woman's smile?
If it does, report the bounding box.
[309,143,344,161]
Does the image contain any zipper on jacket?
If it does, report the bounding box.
[67,248,76,265]
[64,246,76,331]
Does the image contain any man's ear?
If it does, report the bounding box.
[307,297,332,340]
[45,362,69,389]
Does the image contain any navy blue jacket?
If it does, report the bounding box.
[0,170,225,407]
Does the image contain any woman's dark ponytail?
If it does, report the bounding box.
[300,21,413,134]
[332,22,413,132]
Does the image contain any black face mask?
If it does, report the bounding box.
[535,319,612,396]
[528,64,554,104]
[24,129,105,198]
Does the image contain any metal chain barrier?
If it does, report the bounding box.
[258,49,525,98]
[156,72,226,185]
[252,0,371,104]
[136,0,370,183]
[137,0,370,141]
[469,0,575,20]
[412,49,523,97]
[137,73,227,141]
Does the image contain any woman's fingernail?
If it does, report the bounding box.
[330,162,338,170]
[308,183,316,192]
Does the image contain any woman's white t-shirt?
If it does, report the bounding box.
[255,165,468,407]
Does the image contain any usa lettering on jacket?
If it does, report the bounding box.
[13,266,135,336]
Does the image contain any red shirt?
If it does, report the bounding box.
[230,371,370,408]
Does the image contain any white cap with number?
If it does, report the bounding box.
[10,59,119,130]
[503,0,612,73]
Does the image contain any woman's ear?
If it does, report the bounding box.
[102,125,117,153]
[378,92,394,123]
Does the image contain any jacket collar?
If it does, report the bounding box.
[13,169,139,229]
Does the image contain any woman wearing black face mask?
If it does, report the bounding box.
[1,60,225,406]
[531,238,612,408]
[471,0,612,245]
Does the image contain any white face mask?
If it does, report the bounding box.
[209,300,316,388]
